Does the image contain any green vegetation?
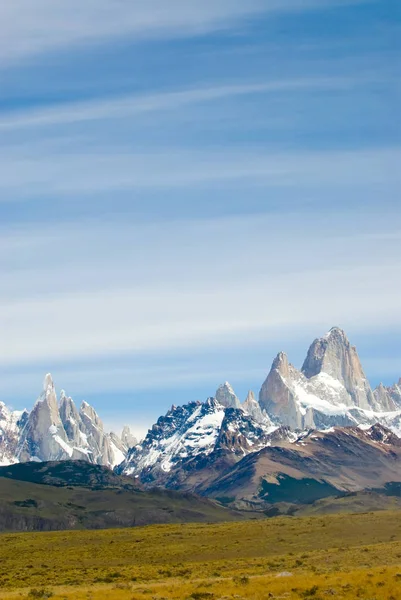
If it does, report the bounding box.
[259,474,340,504]
[0,461,249,531]
[1,509,401,598]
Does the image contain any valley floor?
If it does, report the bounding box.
[1,510,401,599]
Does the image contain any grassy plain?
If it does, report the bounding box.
[1,510,401,599]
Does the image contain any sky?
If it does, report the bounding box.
[0,0,400,439]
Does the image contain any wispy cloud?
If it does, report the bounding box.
[0,146,398,199]
[1,211,400,367]
[0,77,367,130]
[0,1,369,67]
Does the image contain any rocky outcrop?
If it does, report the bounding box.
[121,426,138,450]
[302,327,376,410]
[259,352,304,429]
[374,379,401,412]
[17,374,74,462]
[215,382,241,409]
[59,391,82,446]
[242,391,272,425]
[1,375,129,468]
[78,401,125,467]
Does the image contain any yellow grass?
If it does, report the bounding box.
[1,510,401,599]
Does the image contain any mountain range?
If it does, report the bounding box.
[0,374,137,468]
[2,327,401,509]
[118,327,401,506]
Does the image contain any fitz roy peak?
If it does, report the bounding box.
[0,374,137,467]
[120,327,401,491]
[259,327,399,430]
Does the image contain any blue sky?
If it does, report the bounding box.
[0,0,400,437]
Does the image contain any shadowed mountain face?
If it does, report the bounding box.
[0,460,138,489]
[202,424,401,509]
[0,460,244,532]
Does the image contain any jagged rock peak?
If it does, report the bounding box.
[2,375,129,468]
[301,327,375,410]
[302,327,351,379]
[271,351,291,377]
[80,400,104,428]
[374,379,401,411]
[37,373,58,408]
[272,351,288,367]
[325,325,348,339]
[215,382,241,409]
[244,390,256,403]
[121,426,138,449]
[366,423,401,446]
[242,391,272,426]
[43,373,55,393]
[259,353,303,430]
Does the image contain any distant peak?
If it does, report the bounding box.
[80,400,92,413]
[272,351,289,370]
[218,381,235,392]
[215,382,240,409]
[43,373,54,391]
[325,326,348,341]
[245,390,256,403]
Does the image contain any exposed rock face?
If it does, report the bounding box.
[302,327,376,410]
[17,374,73,462]
[242,391,272,425]
[59,391,82,446]
[78,401,125,467]
[121,426,138,450]
[366,422,401,446]
[374,380,401,412]
[259,352,304,429]
[2,375,128,468]
[258,329,395,430]
[215,382,241,409]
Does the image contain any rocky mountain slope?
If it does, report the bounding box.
[0,375,136,468]
[120,327,401,502]
[117,397,280,489]
[203,423,401,509]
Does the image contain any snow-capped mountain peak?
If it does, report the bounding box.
[1,376,130,468]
